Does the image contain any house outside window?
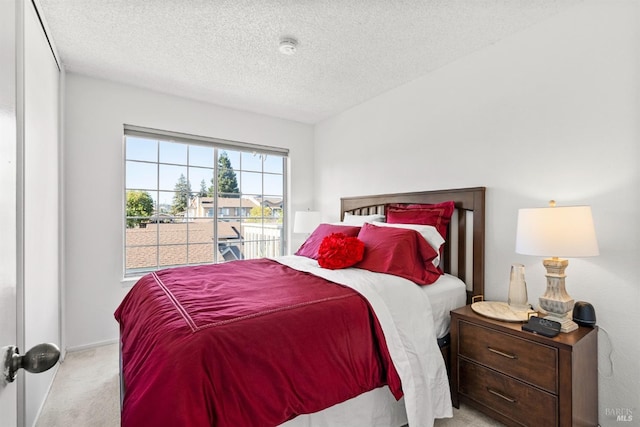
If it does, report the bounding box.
[124,125,288,277]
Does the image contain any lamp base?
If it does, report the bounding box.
[537,309,579,333]
[538,257,578,333]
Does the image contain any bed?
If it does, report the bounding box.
[115,186,485,427]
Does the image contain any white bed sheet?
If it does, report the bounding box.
[275,255,454,427]
[422,273,467,339]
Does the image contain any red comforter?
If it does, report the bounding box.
[115,259,401,427]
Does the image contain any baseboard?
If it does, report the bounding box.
[65,338,118,354]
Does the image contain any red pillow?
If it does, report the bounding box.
[354,223,442,285]
[317,233,365,270]
[386,201,455,239]
[295,224,361,260]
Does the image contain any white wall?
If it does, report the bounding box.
[315,1,639,425]
[63,74,314,348]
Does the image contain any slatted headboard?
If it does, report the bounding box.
[340,187,485,303]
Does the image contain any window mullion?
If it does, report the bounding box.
[185,146,190,266]
[213,147,219,263]
[156,140,160,271]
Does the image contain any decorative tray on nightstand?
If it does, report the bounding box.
[470,301,534,322]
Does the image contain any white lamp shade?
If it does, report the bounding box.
[516,206,599,257]
[293,211,321,234]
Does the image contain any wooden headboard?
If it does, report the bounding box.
[341,187,485,303]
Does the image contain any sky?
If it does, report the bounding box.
[125,136,284,208]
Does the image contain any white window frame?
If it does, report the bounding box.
[123,125,289,278]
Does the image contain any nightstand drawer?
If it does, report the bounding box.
[459,359,558,427]
[459,320,558,393]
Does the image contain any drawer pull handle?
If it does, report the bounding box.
[487,387,517,403]
[487,346,517,359]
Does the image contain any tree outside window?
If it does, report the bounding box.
[210,151,239,197]
[171,173,192,215]
[126,190,154,228]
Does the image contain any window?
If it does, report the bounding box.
[124,126,288,277]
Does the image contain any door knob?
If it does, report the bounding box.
[2,343,60,383]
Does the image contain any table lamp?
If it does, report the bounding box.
[515,201,599,332]
[293,210,321,235]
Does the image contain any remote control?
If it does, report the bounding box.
[522,316,561,337]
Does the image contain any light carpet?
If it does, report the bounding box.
[36,343,503,426]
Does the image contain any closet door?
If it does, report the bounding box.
[0,2,60,425]
[23,1,61,426]
[0,0,19,422]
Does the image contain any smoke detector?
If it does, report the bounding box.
[279,38,298,55]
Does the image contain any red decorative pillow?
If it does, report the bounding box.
[354,223,442,285]
[295,224,361,260]
[317,233,365,270]
[386,201,455,239]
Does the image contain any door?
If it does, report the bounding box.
[23,1,61,423]
[0,0,20,424]
[1,1,61,425]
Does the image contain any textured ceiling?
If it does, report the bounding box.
[38,0,581,124]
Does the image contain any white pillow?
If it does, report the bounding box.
[367,221,445,267]
[342,212,385,225]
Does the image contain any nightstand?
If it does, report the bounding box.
[450,305,598,427]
